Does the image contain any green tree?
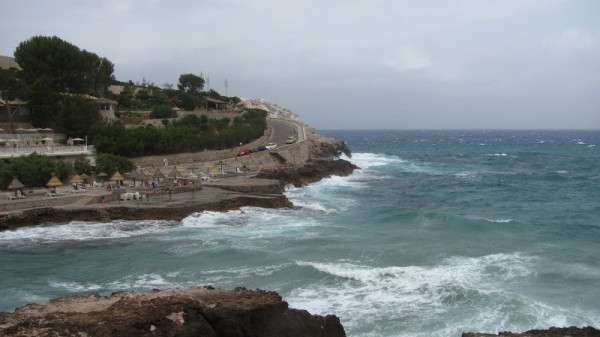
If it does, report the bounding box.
[73,155,94,175]
[0,153,72,189]
[177,73,204,94]
[13,35,115,124]
[54,95,101,136]
[95,153,134,176]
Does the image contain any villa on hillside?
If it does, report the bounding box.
[1,56,118,126]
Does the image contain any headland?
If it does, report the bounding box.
[0,132,357,231]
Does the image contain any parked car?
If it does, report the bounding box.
[286,136,296,144]
[265,142,277,150]
[251,145,267,153]
[238,149,251,157]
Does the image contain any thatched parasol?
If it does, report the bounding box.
[8,177,25,198]
[69,172,84,184]
[110,170,124,182]
[8,177,25,190]
[167,166,180,178]
[125,170,139,187]
[152,170,166,185]
[136,170,148,184]
[96,172,108,182]
[46,173,63,193]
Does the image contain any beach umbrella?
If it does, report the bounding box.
[26,128,38,133]
[136,170,148,184]
[126,170,139,186]
[110,170,124,182]
[8,177,25,197]
[15,128,27,133]
[69,172,84,185]
[97,172,108,182]
[80,173,90,182]
[72,137,84,143]
[46,173,63,193]
[152,170,166,185]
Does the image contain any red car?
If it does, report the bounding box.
[238,149,251,157]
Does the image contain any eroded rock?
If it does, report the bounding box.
[0,287,346,337]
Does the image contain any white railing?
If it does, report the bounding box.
[0,145,94,158]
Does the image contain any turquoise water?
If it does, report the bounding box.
[1,130,599,337]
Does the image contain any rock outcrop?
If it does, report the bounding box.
[462,326,600,337]
[0,287,346,337]
[256,158,358,187]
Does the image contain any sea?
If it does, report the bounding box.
[1,129,599,337]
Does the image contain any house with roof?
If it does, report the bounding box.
[0,56,31,124]
[1,56,118,124]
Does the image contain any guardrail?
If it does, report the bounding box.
[0,145,94,159]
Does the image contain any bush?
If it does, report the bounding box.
[150,104,175,119]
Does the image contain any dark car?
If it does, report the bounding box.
[251,146,267,153]
[238,149,251,157]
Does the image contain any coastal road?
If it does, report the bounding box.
[269,118,305,146]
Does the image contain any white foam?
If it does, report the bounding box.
[346,152,405,170]
[50,273,180,292]
[0,220,176,246]
[485,218,515,223]
[288,253,539,335]
[454,171,479,181]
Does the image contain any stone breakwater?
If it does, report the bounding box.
[0,287,347,337]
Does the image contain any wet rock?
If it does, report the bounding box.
[0,287,346,337]
[256,159,358,187]
[462,326,600,337]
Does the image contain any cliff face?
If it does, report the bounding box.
[0,287,346,337]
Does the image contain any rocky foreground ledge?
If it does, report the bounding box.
[462,326,600,336]
[0,287,346,337]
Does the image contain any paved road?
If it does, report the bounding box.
[269,119,304,146]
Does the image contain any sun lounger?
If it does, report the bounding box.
[6,193,16,200]
[46,190,56,197]
[16,190,26,199]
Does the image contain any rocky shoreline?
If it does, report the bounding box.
[0,287,347,337]
[462,327,600,336]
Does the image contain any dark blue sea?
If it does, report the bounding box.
[1,130,599,336]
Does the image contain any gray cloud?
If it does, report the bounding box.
[1,0,599,129]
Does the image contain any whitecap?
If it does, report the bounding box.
[289,253,540,335]
[454,171,479,181]
[484,218,515,223]
[50,273,183,293]
[345,152,405,170]
[0,220,176,246]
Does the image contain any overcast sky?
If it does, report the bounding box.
[2,0,599,129]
